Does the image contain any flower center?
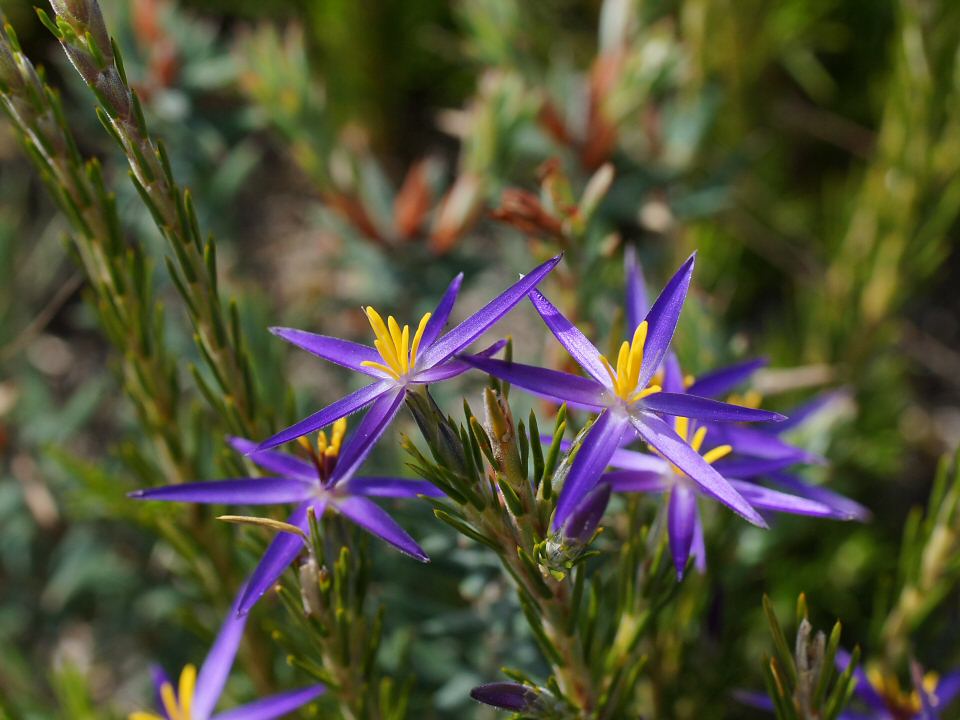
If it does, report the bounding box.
[298,418,348,484]
[598,321,662,403]
[129,664,196,720]
[663,416,732,476]
[867,667,940,717]
[359,307,432,380]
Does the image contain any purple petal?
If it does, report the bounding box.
[562,483,612,543]
[237,502,316,614]
[462,356,605,409]
[712,424,824,463]
[768,472,871,521]
[553,410,630,529]
[686,358,767,399]
[344,476,444,498]
[624,245,649,333]
[470,683,538,712]
[268,328,384,378]
[414,339,508,383]
[193,587,251,720]
[331,389,405,483]
[128,478,312,505]
[668,484,697,578]
[211,685,326,720]
[728,480,844,518]
[935,670,960,708]
[691,505,706,573]
[641,392,786,423]
[417,254,562,369]
[549,437,668,473]
[836,649,886,712]
[711,456,800,479]
[336,495,429,562]
[528,288,610,387]
[630,413,767,528]
[602,470,668,493]
[227,437,315,480]
[638,253,695,389]
[256,381,392,451]
[661,353,686,394]
[419,272,464,349]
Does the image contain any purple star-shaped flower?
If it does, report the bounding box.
[256,255,562,452]
[131,585,324,720]
[465,252,785,530]
[131,407,441,614]
[593,354,859,577]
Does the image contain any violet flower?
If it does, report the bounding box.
[465,253,784,530]
[130,587,324,720]
[131,414,441,614]
[592,354,859,577]
[256,255,561,452]
[835,650,960,720]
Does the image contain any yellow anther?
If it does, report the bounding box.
[160,682,183,720]
[360,307,433,380]
[297,436,312,453]
[330,417,347,453]
[691,426,708,453]
[684,374,695,388]
[702,444,733,465]
[130,664,197,720]
[599,321,655,402]
[728,390,763,410]
[317,430,328,454]
[627,384,661,403]
[178,665,196,720]
[674,416,689,442]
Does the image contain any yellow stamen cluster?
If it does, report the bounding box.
[666,417,732,475]
[299,417,348,461]
[727,389,764,410]
[359,308,432,380]
[867,667,940,714]
[599,322,662,403]
[129,664,196,720]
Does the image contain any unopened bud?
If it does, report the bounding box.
[298,557,322,616]
[470,682,539,712]
[51,0,111,61]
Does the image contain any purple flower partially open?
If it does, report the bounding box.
[131,585,324,720]
[130,407,442,614]
[465,253,784,531]
[255,255,561,452]
[833,650,960,720]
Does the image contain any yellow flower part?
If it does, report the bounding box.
[598,322,662,403]
[727,389,763,410]
[867,665,940,715]
[129,664,197,720]
[359,308,433,380]
[665,417,732,475]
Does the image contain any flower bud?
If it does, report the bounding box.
[562,482,611,544]
[470,682,539,712]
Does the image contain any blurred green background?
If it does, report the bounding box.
[1,0,958,717]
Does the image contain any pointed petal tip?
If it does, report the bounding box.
[127,489,144,498]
